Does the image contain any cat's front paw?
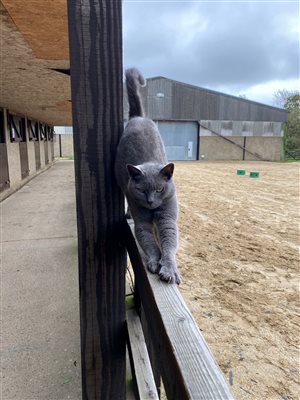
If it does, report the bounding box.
[146,258,160,274]
[158,259,181,284]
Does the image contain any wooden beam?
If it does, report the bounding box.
[126,304,159,400]
[67,1,126,399]
[122,220,234,400]
[140,309,162,398]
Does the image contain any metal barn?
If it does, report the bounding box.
[132,77,288,161]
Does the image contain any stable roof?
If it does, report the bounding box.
[0,0,71,126]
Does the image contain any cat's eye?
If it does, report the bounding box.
[156,187,164,193]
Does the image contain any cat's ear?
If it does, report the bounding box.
[127,164,143,180]
[160,163,174,180]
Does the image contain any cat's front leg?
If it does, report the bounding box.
[135,221,161,274]
[159,256,181,285]
[154,211,181,284]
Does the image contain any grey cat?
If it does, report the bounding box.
[115,68,181,284]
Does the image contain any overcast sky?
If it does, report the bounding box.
[123,0,299,107]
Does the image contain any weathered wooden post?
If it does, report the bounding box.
[67,1,126,399]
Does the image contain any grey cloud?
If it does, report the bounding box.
[123,1,299,103]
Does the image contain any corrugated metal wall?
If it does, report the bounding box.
[144,79,173,119]
[142,77,287,123]
[200,120,283,137]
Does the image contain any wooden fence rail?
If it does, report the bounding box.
[122,220,234,400]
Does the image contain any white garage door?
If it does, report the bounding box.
[157,121,198,160]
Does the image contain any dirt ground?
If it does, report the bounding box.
[173,161,299,400]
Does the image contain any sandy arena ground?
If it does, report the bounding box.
[173,161,299,400]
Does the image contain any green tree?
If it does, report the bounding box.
[283,92,300,151]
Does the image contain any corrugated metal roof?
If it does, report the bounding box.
[143,77,287,122]
[147,76,287,114]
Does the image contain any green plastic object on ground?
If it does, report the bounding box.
[250,171,260,178]
[237,169,246,175]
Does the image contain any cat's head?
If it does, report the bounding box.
[126,162,175,209]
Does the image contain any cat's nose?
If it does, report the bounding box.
[148,200,153,206]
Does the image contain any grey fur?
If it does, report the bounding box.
[115,68,181,284]
[125,68,146,118]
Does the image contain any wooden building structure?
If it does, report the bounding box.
[0,108,55,199]
[0,0,70,199]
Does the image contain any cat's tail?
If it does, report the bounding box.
[125,68,146,119]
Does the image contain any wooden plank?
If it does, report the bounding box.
[126,305,159,400]
[19,142,29,179]
[67,1,126,399]
[0,143,10,192]
[126,347,137,400]
[122,220,234,400]
[141,308,161,398]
